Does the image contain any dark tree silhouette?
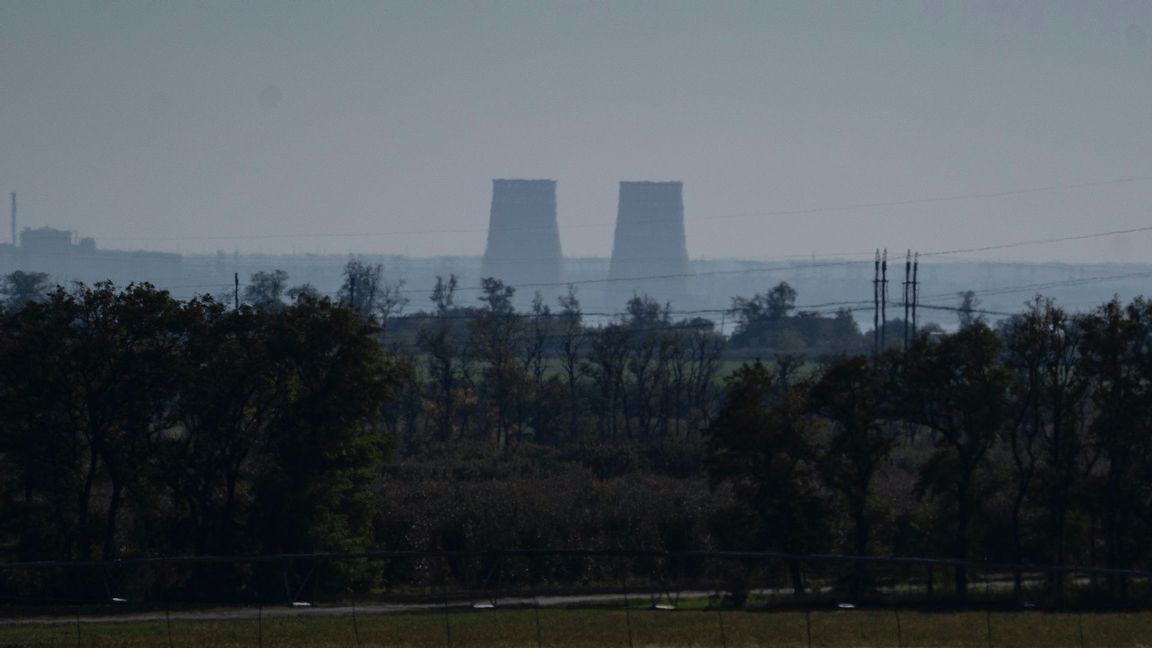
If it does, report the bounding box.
[0,270,51,310]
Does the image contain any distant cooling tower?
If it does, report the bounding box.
[607,181,690,308]
[481,179,562,290]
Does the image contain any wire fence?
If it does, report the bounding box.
[4,550,1152,646]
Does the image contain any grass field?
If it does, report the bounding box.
[4,607,1152,647]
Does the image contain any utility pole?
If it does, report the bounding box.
[873,249,880,359]
[880,248,888,352]
[234,272,240,310]
[903,250,911,350]
[350,275,357,313]
[911,253,920,338]
[10,193,16,246]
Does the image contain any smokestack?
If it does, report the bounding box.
[481,179,562,291]
[607,181,690,308]
[9,193,15,246]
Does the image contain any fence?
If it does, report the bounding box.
[3,550,1152,646]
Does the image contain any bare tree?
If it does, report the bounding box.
[417,275,462,443]
[244,270,288,310]
[584,324,631,440]
[686,322,725,435]
[339,258,409,326]
[957,290,983,328]
[472,277,524,450]
[557,286,584,442]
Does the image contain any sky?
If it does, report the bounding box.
[1,1,1151,262]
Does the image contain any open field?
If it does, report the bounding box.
[5,607,1152,647]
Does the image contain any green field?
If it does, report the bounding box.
[3,607,1152,647]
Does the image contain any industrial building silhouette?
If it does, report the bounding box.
[481,179,563,292]
[4,183,1147,322]
[607,181,690,308]
[478,179,691,309]
[0,226,182,290]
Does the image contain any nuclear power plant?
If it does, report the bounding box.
[607,181,690,308]
[481,179,563,291]
[2,180,1145,324]
[479,179,691,308]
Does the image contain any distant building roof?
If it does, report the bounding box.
[20,227,73,251]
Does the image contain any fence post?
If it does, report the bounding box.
[255,561,264,648]
[621,573,635,648]
[442,592,453,648]
[533,596,543,648]
[985,609,993,648]
[351,597,362,647]
[74,608,81,648]
[804,608,813,648]
[715,603,727,648]
[442,562,453,648]
[528,553,543,648]
[894,608,903,648]
[1077,609,1086,648]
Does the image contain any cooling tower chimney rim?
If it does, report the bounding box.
[491,179,557,204]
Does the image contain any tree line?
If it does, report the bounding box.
[708,296,1152,603]
[0,281,404,563]
[3,263,1152,606]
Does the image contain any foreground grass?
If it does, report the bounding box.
[3,607,1152,647]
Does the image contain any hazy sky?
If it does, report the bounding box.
[2,1,1151,262]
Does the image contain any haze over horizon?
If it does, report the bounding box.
[2,1,1151,263]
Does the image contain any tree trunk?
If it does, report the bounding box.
[1011,481,1028,603]
[221,468,240,554]
[101,478,123,560]
[75,443,101,560]
[1051,491,1068,605]
[788,559,806,595]
[954,480,971,601]
[851,493,870,598]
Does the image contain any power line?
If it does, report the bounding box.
[914,270,1152,303]
[159,256,1152,311]
[12,221,1152,296]
[749,268,1152,320]
[93,174,1152,243]
[18,223,1152,314]
[393,223,1152,295]
[920,225,1152,258]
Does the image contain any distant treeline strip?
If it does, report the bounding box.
[182,228,1152,297]
[175,269,1152,321]
[3,548,1151,581]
